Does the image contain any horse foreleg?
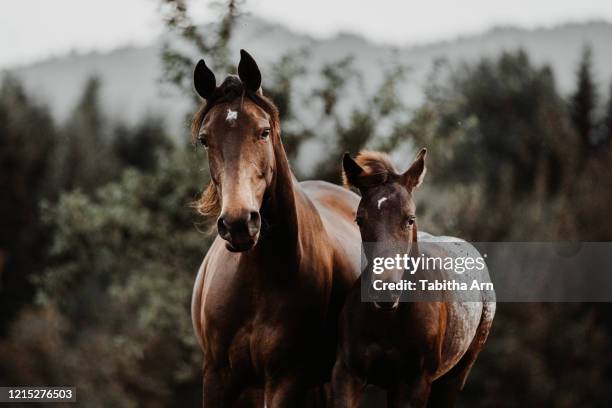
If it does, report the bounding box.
[203,365,238,407]
[388,376,432,408]
[264,375,309,408]
[331,359,366,408]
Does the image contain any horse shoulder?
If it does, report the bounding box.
[192,238,243,351]
[191,245,214,352]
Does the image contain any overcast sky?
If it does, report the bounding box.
[2,0,612,68]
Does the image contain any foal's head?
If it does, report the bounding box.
[343,149,427,309]
[193,50,279,252]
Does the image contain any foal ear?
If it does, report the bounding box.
[342,153,365,188]
[342,153,388,189]
[194,59,217,100]
[401,148,427,191]
[238,49,262,94]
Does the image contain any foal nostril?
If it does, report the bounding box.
[247,211,261,235]
[217,216,230,237]
[249,211,260,224]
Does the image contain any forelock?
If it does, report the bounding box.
[355,150,398,178]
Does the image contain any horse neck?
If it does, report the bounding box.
[255,133,311,264]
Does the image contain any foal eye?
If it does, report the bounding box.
[198,134,208,148]
[405,216,416,228]
[260,128,271,139]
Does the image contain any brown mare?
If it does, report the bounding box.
[190,50,362,407]
[333,150,496,407]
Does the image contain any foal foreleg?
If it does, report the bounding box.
[264,375,309,408]
[331,359,366,408]
[389,376,432,408]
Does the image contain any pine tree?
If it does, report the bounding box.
[604,82,612,145]
[0,75,56,331]
[570,45,598,154]
[60,76,117,192]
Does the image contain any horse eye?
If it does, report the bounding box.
[260,128,271,139]
[355,216,364,226]
[198,134,208,148]
[405,216,416,228]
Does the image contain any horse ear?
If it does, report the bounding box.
[194,59,216,100]
[401,148,427,191]
[238,49,262,93]
[343,153,365,188]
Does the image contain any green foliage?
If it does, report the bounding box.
[265,51,307,121]
[312,58,410,182]
[263,49,313,160]
[313,56,358,116]
[159,0,243,99]
[26,153,206,406]
[420,50,578,198]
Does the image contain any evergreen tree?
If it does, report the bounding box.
[0,76,56,332]
[112,116,173,172]
[570,45,598,154]
[60,76,117,192]
[419,50,577,199]
[603,82,612,145]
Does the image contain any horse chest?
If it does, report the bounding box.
[204,283,327,379]
[227,321,283,380]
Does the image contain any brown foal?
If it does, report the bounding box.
[333,149,496,407]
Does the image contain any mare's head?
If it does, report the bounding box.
[193,50,280,252]
[343,149,427,309]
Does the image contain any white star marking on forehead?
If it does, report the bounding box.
[226,109,238,122]
[377,196,388,210]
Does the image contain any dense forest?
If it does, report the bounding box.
[1,1,612,406]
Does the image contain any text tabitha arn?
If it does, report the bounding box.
[373,279,494,292]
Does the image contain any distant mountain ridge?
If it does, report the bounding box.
[6,17,612,138]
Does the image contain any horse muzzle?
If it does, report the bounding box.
[217,210,261,252]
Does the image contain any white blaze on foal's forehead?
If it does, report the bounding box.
[377,196,388,210]
[226,108,238,123]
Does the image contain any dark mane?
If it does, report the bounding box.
[342,150,399,188]
[192,75,281,217]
